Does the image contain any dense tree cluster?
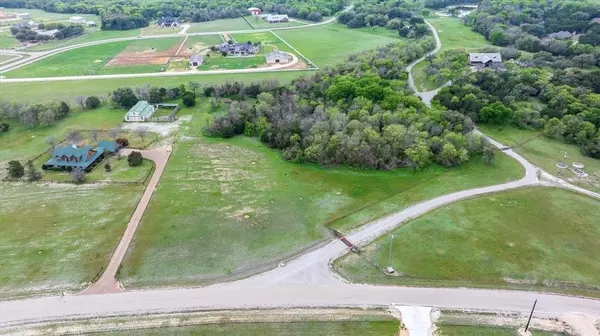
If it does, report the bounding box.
[467,0,600,54]
[204,41,494,170]
[338,0,430,34]
[433,67,600,159]
[423,50,470,86]
[0,100,70,128]
[10,23,85,42]
[0,0,341,26]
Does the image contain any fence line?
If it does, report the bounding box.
[270,30,319,69]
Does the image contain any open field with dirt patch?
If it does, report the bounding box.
[119,99,523,289]
[5,41,130,77]
[178,35,224,56]
[105,37,183,67]
[334,187,600,296]
[141,24,183,36]
[479,125,600,193]
[0,182,143,298]
[275,23,404,67]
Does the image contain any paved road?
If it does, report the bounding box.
[80,146,172,295]
[0,5,352,76]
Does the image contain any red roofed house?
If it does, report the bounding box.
[248,7,261,16]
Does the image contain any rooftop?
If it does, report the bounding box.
[45,145,104,168]
[125,101,155,117]
[469,53,502,63]
[190,54,203,62]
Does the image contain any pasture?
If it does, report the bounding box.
[5,41,130,77]
[187,18,252,33]
[25,29,141,52]
[0,183,143,298]
[276,23,403,67]
[334,188,600,295]
[0,8,98,23]
[119,100,523,289]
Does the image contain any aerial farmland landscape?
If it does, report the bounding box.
[0,0,599,335]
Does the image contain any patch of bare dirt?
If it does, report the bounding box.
[106,43,181,67]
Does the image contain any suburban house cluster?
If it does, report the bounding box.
[124,101,179,122]
[247,7,290,23]
[43,140,120,172]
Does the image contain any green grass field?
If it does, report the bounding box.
[276,24,403,67]
[97,64,164,74]
[0,183,143,298]
[0,33,18,49]
[335,187,600,294]
[411,60,439,91]
[119,100,523,289]
[436,325,516,336]
[1,8,98,23]
[141,24,183,36]
[199,53,265,70]
[479,125,600,193]
[188,18,252,33]
[0,72,302,103]
[244,16,307,29]
[25,29,141,52]
[5,41,130,78]
[181,35,224,53]
[93,321,400,336]
[122,37,183,53]
[429,16,491,53]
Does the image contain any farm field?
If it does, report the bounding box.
[119,100,523,289]
[25,29,141,52]
[5,41,130,77]
[0,182,143,298]
[334,188,600,295]
[93,321,400,336]
[479,125,600,193]
[428,16,491,53]
[275,23,403,67]
[188,18,252,33]
[0,8,98,23]
[0,72,302,103]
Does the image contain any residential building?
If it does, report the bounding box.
[69,16,86,24]
[219,42,259,56]
[264,14,289,23]
[248,7,262,16]
[189,54,204,67]
[86,21,96,27]
[42,144,106,172]
[37,29,60,38]
[265,50,292,64]
[16,13,31,19]
[468,53,502,69]
[124,101,157,122]
[157,17,179,27]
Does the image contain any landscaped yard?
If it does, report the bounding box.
[119,99,523,289]
[275,23,404,67]
[479,125,600,193]
[334,187,600,295]
[0,72,302,103]
[0,182,143,298]
[93,321,400,336]
[187,18,252,33]
[5,41,130,77]
[198,53,265,70]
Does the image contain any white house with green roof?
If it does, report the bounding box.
[124,101,156,122]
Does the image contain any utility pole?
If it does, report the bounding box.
[386,234,395,274]
[524,299,537,332]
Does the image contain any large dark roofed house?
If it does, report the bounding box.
[469,53,502,69]
[219,42,259,56]
[157,17,179,27]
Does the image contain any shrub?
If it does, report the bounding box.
[7,160,24,178]
[71,167,86,184]
[85,96,101,109]
[116,138,129,147]
[0,122,9,132]
[104,163,112,172]
[182,92,196,107]
[127,151,143,166]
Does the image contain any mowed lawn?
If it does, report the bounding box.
[188,18,252,33]
[92,321,399,336]
[335,188,600,293]
[0,33,18,49]
[428,16,491,53]
[276,24,403,67]
[0,183,143,298]
[120,101,523,288]
[479,125,600,193]
[121,37,183,53]
[0,72,302,103]
[5,41,130,78]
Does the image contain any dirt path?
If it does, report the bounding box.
[175,36,188,56]
[80,146,172,295]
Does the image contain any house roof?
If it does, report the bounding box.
[220,42,255,52]
[266,14,288,20]
[97,140,118,152]
[266,50,292,61]
[190,54,203,62]
[469,53,502,63]
[45,145,104,168]
[125,101,155,118]
[70,16,84,20]
[248,7,261,11]
[548,31,572,39]
[157,17,178,24]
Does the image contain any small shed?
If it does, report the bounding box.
[265,50,292,64]
[124,101,156,122]
[189,54,204,67]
